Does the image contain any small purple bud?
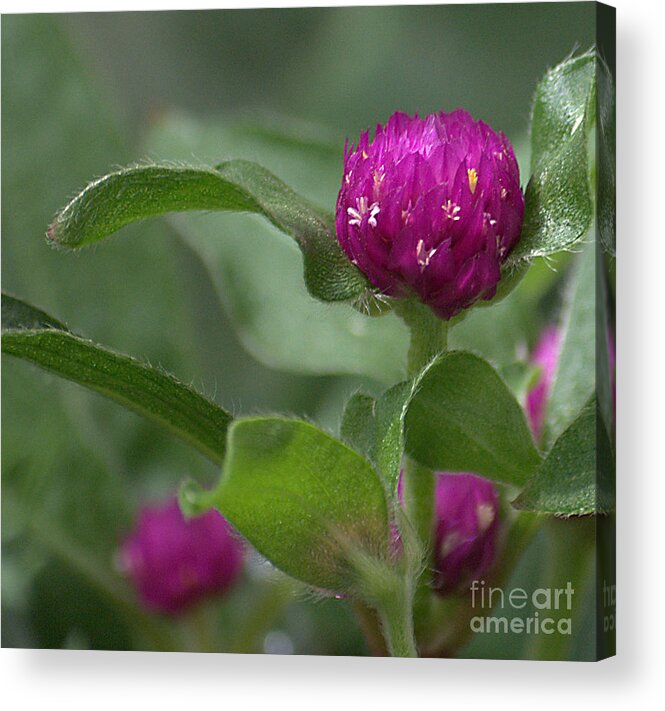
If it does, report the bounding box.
[397,471,500,594]
[431,473,500,595]
[525,326,562,440]
[119,497,243,615]
[336,110,524,320]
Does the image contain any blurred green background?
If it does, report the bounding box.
[2,4,595,657]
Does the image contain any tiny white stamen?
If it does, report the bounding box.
[368,202,380,228]
[347,196,380,228]
[484,211,497,227]
[416,239,438,271]
[347,207,362,226]
[442,199,461,221]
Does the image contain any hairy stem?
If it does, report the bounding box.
[394,301,449,376]
[401,457,435,638]
[376,582,418,658]
[392,300,449,649]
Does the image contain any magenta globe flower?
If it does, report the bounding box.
[431,473,500,595]
[525,326,562,440]
[335,110,524,319]
[119,497,243,615]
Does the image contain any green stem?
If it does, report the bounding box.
[394,300,449,376]
[401,457,435,638]
[392,300,449,647]
[376,582,418,658]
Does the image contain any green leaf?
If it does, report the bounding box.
[509,49,595,263]
[340,382,413,495]
[340,392,377,461]
[2,294,231,464]
[514,399,614,516]
[2,296,67,331]
[543,241,596,447]
[143,112,409,382]
[597,54,616,257]
[205,417,390,592]
[373,381,413,493]
[47,160,366,303]
[404,352,541,486]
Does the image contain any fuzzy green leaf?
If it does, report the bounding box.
[597,54,616,257]
[2,294,231,464]
[340,382,413,495]
[509,49,596,263]
[514,399,614,516]
[202,417,390,592]
[46,160,366,303]
[404,352,541,486]
[543,241,596,448]
[340,392,377,461]
[373,381,413,493]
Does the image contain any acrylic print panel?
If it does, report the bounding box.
[1,1,615,660]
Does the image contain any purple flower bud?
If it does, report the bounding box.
[431,473,500,595]
[336,110,524,319]
[119,497,243,615]
[525,326,562,440]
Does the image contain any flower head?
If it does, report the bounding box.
[336,110,524,319]
[431,472,500,595]
[119,497,243,615]
[525,326,562,440]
